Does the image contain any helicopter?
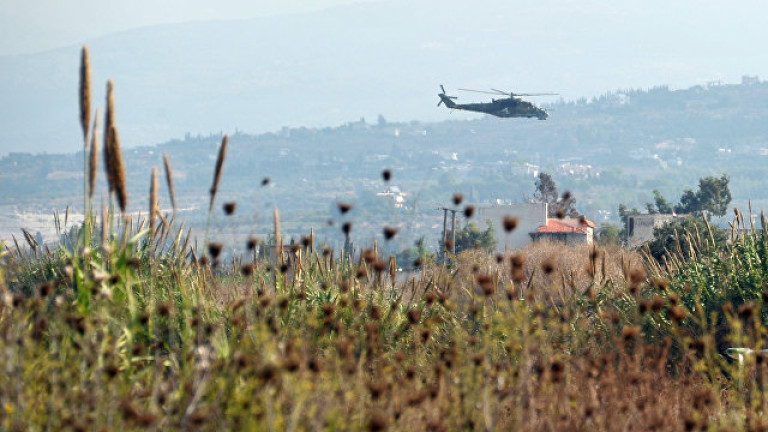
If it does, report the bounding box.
[437,85,557,120]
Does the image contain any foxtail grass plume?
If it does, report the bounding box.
[103,80,116,194]
[79,46,91,139]
[149,167,158,234]
[162,152,177,212]
[209,135,228,211]
[107,125,128,212]
[88,109,99,199]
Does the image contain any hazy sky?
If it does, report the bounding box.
[4,0,768,154]
[0,0,378,55]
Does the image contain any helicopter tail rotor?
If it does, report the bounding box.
[438,84,458,107]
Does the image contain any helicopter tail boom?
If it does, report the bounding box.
[438,93,458,108]
[437,84,458,108]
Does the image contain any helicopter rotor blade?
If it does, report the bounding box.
[514,92,559,97]
[440,84,446,94]
[458,88,502,95]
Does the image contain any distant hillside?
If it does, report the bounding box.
[1,0,765,155]
[2,80,768,248]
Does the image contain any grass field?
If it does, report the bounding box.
[3,46,768,432]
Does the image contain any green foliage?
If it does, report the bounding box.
[646,215,728,264]
[534,172,577,217]
[674,174,732,217]
[597,223,622,246]
[395,236,433,268]
[455,219,496,253]
[653,189,674,214]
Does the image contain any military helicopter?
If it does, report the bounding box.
[437,85,557,120]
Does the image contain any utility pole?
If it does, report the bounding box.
[440,207,458,255]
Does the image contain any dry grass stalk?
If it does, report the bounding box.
[21,228,38,253]
[209,135,228,211]
[79,46,91,139]
[274,207,282,263]
[149,167,159,235]
[101,199,108,249]
[107,125,128,212]
[103,80,116,194]
[88,109,99,199]
[162,152,177,213]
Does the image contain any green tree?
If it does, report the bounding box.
[597,223,621,246]
[646,215,727,264]
[673,174,731,217]
[697,174,732,217]
[396,236,433,268]
[653,189,674,214]
[534,172,558,208]
[455,220,496,254]
[617,203,640,241]
[534,172,577,217]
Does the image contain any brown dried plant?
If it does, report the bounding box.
[107,125,127,212]
[209,135,228,212]
[163,152,176,212]
[79,46,91,139]
[103,80,116,194]
[149,167,158,234]
[88,109,99,199]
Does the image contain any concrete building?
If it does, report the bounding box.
[475,202,548,252]
[626,214,675,248]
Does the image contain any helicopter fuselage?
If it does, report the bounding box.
[438,88,549,120]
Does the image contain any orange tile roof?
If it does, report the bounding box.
[535,218,595,234]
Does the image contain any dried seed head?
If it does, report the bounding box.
[246,237,258,250]
[541,258,556,275]
[367,410,387,432]
[223,202,236,215]
[103,80,116,192]
[512,267,525,283]
[383,226,398,240]
[510,253,525,268]
[407,308,421,325]
[452,193,463,206]
[342,222,352,235]
[669,305,687,322]
[362,249,376,263]
[622,325,639,341]
[556,208,566,219]
[107,125,127,212]
[207,242,223,259]
[209,135,228,212]
[337,202,353,214]
[463,205,475,218]
[739,302,757,319]
[502,215,519,233]
[476,274,494,296]
[162,153,176,212]
[79,46,91,139]
[381,169,392,182]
